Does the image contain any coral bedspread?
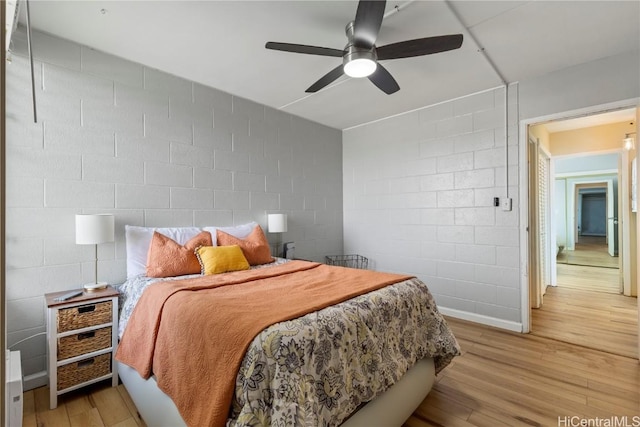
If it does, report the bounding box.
[116,260,428,427]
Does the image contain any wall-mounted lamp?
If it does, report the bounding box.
[76,214,114,291]
[267,214,288,257]
[623,132,636,151]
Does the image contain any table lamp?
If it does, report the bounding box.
[267,214,287,257]
[76,214,114,291]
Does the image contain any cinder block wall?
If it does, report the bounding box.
[5,28,343,386]
[343,86,521,327]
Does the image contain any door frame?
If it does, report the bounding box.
[528,138,552,309]
[576,183,607,240]
[573,181,610,243]
[519,98,638,335]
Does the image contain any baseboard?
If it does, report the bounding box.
[23,370,48,391]
[439,307,523,332]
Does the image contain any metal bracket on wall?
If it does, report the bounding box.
[25,0,38,123]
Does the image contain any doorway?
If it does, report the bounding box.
[524,106,638,359]
[556,178,621,294]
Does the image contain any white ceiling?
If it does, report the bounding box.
[17,1,640,130]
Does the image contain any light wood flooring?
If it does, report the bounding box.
[405,317,640,427]
[556,263,621,294]
[532,286,638,359]
[540,249,635,359]
[25,316,639,427]
[557,236,619,269]
[22,382,146,427]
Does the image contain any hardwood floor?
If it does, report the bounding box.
[532,286,638,359]
[556,236,619,269]
[556,263,620,294]
[22,382,146,427]
[25,316,639,427]
[404,317,640,427]
[546,243,636,358]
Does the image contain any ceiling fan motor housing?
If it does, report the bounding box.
[343,45,377,66]
[343,21,378,77]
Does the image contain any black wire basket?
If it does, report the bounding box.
[325,254,368,269]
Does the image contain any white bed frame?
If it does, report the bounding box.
[118,357,435,427]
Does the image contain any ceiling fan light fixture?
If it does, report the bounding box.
[343,46,377,78]
[344,57,377,78]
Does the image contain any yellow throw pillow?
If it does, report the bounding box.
[195,245,250,275]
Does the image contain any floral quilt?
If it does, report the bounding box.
[117,265,460,427]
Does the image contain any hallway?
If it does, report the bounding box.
[555,264,620,294]
[532,285,637,359]
[532,235,635,358]
[556,236,619,269]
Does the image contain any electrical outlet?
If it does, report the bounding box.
[493,197,500,207]
[501,198,512,211]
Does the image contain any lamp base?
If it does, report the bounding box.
[83,282,108,292]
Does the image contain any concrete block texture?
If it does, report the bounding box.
[82,47,144,88]
[170,187,214,210]
[12,27,80,70]
[344,87,520,328]
[5,29,342,378]
[45,179,115,208]
[145,161,193,187]
[116,184,170,209]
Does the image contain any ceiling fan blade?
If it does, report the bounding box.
[377,34,464,60]
[306,65,345,93]
[368,63,399,95]
[353,0,386,48]
[265,42,344,57]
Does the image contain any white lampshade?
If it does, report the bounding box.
[267,214,288,233]
[75,214,115,245]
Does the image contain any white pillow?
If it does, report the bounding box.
[202,221,258,246]
[125,225,202,279]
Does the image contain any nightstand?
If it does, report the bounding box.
[45,286,119,409]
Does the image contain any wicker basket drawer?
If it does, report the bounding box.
[57,301,112,333]
[57,327,112,361]
[57,353,111,391]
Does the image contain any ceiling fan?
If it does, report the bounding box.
[265,0,463,95]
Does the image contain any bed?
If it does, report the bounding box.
[115,223,460,427]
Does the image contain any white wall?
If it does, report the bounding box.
[555,179,567,247]
[344,86,522,329]
[344,50,639,331]
[519,51,639,121]
[555,153,619,174]
[5,28,343,386]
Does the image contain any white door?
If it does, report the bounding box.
[529,137,551,308]
[528,139,541,308]
[538,147,551,296]
[607,180,616,257]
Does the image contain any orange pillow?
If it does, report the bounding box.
[216,225,274,266]
[146,231,212,278]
